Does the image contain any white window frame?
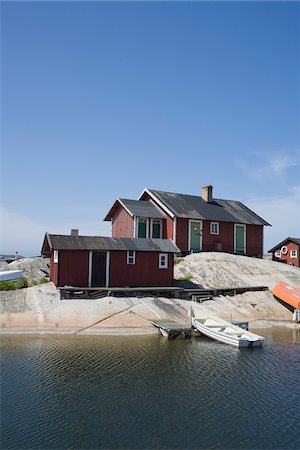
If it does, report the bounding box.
[210,222,219,235]
[54,250,58,263]
[150,218,162,239]
[274,250,281,258]
[290,249,297,259]
[159,253,168,269]
[135,217,149,238]
[127,250,136,265]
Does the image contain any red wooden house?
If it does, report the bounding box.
[269,237,300,267]
[41,230,179,288]
[104,185,271,257]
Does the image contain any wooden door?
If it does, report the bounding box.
[189,221,202,252]
[92,252,107,287]
[235,225,246,254]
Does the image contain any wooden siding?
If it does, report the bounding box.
[58,250,89,287]
[201,221,234,253]
[109,251,174,287]
[111,204,134,238]
[50,251,59,286]
[246,224,263,257]
[176,218,189,252]
[272,241,300,267]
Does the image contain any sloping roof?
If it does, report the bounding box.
[142,189,271,226]
[268,237,300,253]
[104,198,165,221]
[41,233,180,254]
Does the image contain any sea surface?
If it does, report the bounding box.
[1,328,299,450]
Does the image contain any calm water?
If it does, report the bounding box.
[1,329,299,450]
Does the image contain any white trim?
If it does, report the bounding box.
[136,217,149,238]
[138,189,175,219]
[173,217,177,244]
[210,222,219,235]
[234,224,246,254]
[127,250,136,264]
[106,251,110,288]
[188,219,203,252]
[103,198,134,221]
[150,218,162,239]
[53,250,58,263]
[290,249,297,259]
[274,250,281,258]
[134,217,137,237]
[159,253,168,269]
[88,251,93,287]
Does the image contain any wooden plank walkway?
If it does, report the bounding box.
[60,286,184,300]
[185,285,269,302]
[151,320,192,339]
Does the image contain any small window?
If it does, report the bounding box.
[159,253,168,269]
[275,250,281,258]
[138,218,147,238]
[54,250,58,263]
[127,250,136,265]
[290,250,297,259]
[210,222,219,235]
[152,219,162,238]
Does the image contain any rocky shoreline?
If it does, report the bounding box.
[1,253,299,336]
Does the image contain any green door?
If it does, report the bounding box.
[190,221,202,252]
[235,225,245,254]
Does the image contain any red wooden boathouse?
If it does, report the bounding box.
[269,237,300,268]
[104,185,271,257]
[41,231,180,288]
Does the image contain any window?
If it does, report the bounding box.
[290,250,297,259]
[127,250,136,265]
[275,250,281,258]
[54,250,58,263]
[137,218,147,238]
[151,219,162,238]
[159,253,168,269]
[210,222,219,235]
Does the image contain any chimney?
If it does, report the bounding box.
[71,229,79,237]
[201,185,213,203]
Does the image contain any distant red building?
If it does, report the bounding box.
[104,185,271,257]
[269,238,300,268]
[41,231,179,288]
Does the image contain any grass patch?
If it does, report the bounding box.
[174,257,184,265]
[0,277,28,291]
[29,277,49,287]
[176,275,193,281]
[0,277,49,291]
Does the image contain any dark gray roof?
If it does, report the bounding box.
[268,237,300,253]
[103,198,165,221]
[42,233,180,253]
[119,199,165,219]
[147,189,271,226]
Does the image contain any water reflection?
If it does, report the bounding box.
[1,329,299,450]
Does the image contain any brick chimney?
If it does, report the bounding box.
[201,185,213,203]
[71,229,79,237]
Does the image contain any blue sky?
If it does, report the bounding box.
[1,1,299,256]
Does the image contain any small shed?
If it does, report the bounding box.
[269,238,300,268]
[41,232,180,288]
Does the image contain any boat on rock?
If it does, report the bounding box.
[190,308,264,348]
[271,282,300,312]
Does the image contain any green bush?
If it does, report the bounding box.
[0,277,28,291]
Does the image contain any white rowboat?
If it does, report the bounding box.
[190,309,264,348]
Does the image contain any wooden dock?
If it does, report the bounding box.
[185,285,269,302]
[151,320,191,339]
[59,286,184,300]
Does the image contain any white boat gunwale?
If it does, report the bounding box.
[190,308,264,348]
